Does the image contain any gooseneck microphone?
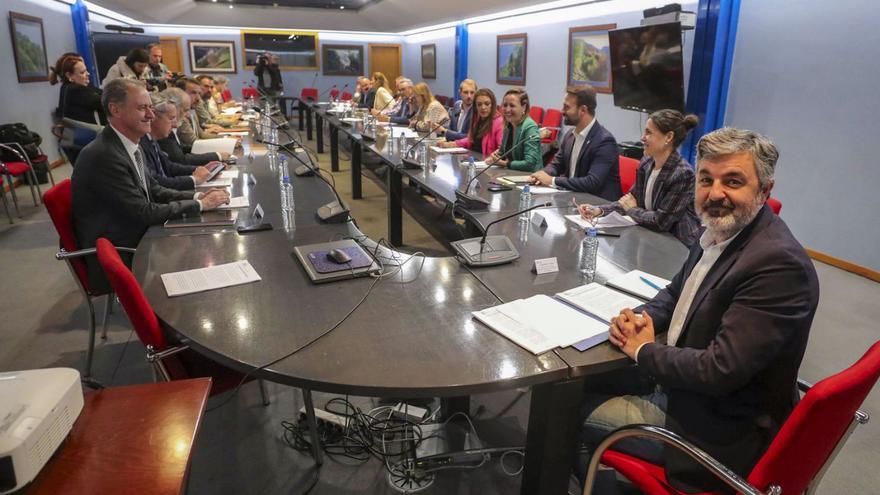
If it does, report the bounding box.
[454,133,541,210]
[318,84,337,99]
[398,120,448,169]
[479,201,552,248]
[450,200,552,267]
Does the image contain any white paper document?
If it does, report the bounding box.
[518,185,561,194]
[564,211,638,229]
[390,126,420,138]
[219,169,239,178]
[430,146,469,154]
[472,160,490,170]
[202,176,234,187]
[556,283,643,323]
[498,175,532,184]
[222,106,243,115]
[161,260,261,297]
[606,270,671,300]
[220,131,249,136]
[192,138,237,155]
[216,196,250,209]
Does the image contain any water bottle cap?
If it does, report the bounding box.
[282,175,290,182]
[586,227,598,237]
[523,184,530,192]
[468,155,475,164]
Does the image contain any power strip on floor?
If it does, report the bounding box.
[298,406,348,428]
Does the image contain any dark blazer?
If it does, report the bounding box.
[601,152,701,246]
[542,120,620,200]
[635,205,819,492]
[140,135,198,191]
[157,131,217,166]
[389,98,416,125]
[359,88,376,110]
[444,100,473,141]
[58,82,106,125]
[72,126,200,292]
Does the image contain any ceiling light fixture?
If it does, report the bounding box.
[228,4,233,8]
[340,5,345,9]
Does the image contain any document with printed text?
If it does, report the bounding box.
[161,260,261,297]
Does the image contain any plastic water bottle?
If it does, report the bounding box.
[466,156,477,194]
[578,228,599,280]
[280,176,294,213]
[519,184,532,221]
[419,142,428,166]
[278,154,288,185]
[398,134,408,156]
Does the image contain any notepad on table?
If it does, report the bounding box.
[430,146,469,154]
[222,106,243,115]
[220,131,248,136]
[497,175,533,185]
[556,282,643,323]
[163,210,237,228]
[218,168,239,178]
[565,211,637,229]
[606,270,671,300]
[216,196,249,209]
[517,185,560,194]
[161,260,261,297]
[390,126,420,138]
[191,138,237,155]
[202,176,234,187]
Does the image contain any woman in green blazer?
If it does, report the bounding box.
[486,88,542,172]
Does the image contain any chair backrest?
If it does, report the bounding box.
[95,238,168,351]
[329,88,340,99]
[221,89,233,102]
[43,179,92,293]
[748,340,880,494]
[542,109,562,141]
[242,87,259,100]
[766,197,782,215]
[301,87,318,101]
[619,156,640,194]
[341,91,353,101]
[529,105,544,125]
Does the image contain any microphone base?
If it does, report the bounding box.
[400,157,424,170]
[451,235,520,267]
[294,164,316,177]
[317,201,350,223]
[454,190,490,210]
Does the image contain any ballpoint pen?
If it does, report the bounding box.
[639,276,663,291]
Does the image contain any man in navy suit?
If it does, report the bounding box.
[529,86,620,200]
[437,79,476,141]
[579,128,820,493]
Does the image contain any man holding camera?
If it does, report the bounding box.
[254,53,283,100]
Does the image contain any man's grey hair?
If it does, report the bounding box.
[101,78,145,116]
[150,92,175,116]
[696,127,779,188]
[399,78,413,87]
[162,87,189,112]
[213,75,229,85]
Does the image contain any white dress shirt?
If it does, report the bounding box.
[635,228,742,363]
[456,103,471,132]
[552,118,595,187]
[644,168,661,210]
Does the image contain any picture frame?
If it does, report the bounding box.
[421,44,436,79]
[241,30,319,70]
[496,33,527,85]
[8,12,49,83]
[321,44,363,76]
[188,40,237,74]
[567,24,616,93]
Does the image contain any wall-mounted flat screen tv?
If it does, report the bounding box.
[609,22,685,113]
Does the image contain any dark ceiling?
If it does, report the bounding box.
[194,0,379,10]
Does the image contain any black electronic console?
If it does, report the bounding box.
[451,201,551,267]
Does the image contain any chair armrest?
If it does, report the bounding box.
[56,246,137,260]
[797,378,814,393]
[0,143,28,164]
[146,344,190,362]
[62,118,104,133]
[583,424,778,495]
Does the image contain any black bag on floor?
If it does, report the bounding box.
[0,123,43,160]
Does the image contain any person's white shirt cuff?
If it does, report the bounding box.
[215,152,222,160]
[634,342,651,364]
[193,192,203,211]
[551,177,557,188]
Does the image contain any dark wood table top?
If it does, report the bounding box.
[26,378,211,495]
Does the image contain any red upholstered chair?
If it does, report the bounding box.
[0,176,12,223]
[583,340,880,495]
[301,87,319,102]
[94,237,270,402]
[242,87,260,100]
[341,91,353,101]
[529,105,544,125]
[619,156,640,194]
[0,143,41,211]
[541,109,563,143]
[44,179,114,378]
[221,88,233,102]
[329,88,340,100]
[767,197,782,215]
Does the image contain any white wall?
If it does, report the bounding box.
[725,0,880,270]
[402,27,456,98]
[1,0,77,163]
[466,0,696,144]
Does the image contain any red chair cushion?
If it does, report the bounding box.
[619,156,640,194]
[43,180,93,294]
[301,87,318,101]
[3,162,30,176]
[242,87,259,99]
[31,154,48,164]
[766,197,781,215]
[529,105,544,125]
[329,88,340,99]
[341,91,352,101]
[541,109,562,142]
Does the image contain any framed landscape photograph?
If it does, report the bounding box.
[322,44,363,76]
[9,12,48,83]
[496,33,527,85]
[241,30,319,70]
[421,44,436,79]
[567,24,616,93]
[188,40,237,73]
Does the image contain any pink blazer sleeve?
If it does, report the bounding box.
[455,136,471,148]
[482,116,504,157]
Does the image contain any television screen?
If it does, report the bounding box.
[91,32,160,84]
[609,23,685,113]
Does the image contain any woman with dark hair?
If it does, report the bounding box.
[102,47,149,85]
[439,88,503,156]
[51,53,105,125]
[578,109,702,245]
[486,88,541,172]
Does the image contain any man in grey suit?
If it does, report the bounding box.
[579,128,820,493]
[72,79,229,292]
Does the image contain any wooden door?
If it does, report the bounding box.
[368,44,401,87]
[159,37,183,73]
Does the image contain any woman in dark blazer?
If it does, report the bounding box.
[51,53,106,126]
[578,109,702,246]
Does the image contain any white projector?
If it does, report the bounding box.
[0,368,84,493]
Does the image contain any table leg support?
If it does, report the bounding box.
[306,107,314,141]
[298,101,305,131]
[351,138,362,200]
[388,168,403,247]
[330,127,339,172]
[316,114,324,153]
[302,389,324,466]
[521,379,585,495]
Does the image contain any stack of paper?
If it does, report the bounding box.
[606,270,671,300]
[390,126,420,138]
[161,260,261,297]
[192,138,237,155]
[222,106,243,115]
[518,185,560,194]
[565,211,638,229]
[497,175,533,185]
[556,283,643,323]
[430,146,469,154]
[202,176,234,188]
[216,196,250,209]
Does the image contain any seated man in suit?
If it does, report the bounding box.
[578,128,820,493]
[141,92,214,191]
[158,87,229,166]
[436,78,476,142]
[379,78,417,126]
[357,77,376,110]
[529,86,621,200]
[194,75,239,128]
[72,79,229,292]
[176,77,222,142]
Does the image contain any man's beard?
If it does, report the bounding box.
[697,192,765,240]
[563,113,577,126]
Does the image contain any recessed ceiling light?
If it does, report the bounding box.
[272,2,277,5]
[228,4,233,8]
[211,0,216,3]
[339,5,345,9]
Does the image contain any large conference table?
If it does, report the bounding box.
[133,109,689,494]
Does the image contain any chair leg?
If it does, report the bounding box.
[46,165,55,186]
[25,170,39,206]
[84,296,97,379]
[0,187,11,224]
[101,294,113,339]
[302,389,324,465]
[258,380,270,406]
[4,173,21,217]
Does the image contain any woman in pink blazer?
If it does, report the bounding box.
[440,88,503,157]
